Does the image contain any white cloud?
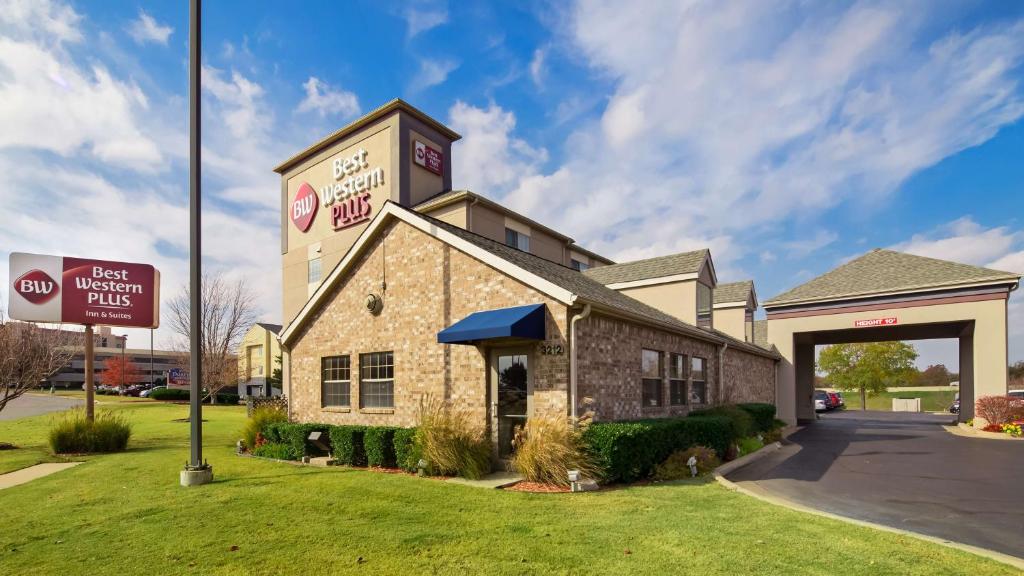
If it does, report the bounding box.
[295,77,360,119]
[408,58,459,93]
[402,3,448,39]
[126,10,172,45]
[0,0,81,43]
[529,48,546,87]
[478,2,1024,270]
[782,230,839,258]
[890,217,1020,267]
[449,101,548,196]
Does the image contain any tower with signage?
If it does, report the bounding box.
[274,99,460,323]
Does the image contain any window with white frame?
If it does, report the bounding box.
[669,353,687,405]
[321,355,351,408]
[690,356,708,404]
[641,349,663,407]
[360,351,394,409]
[505,228,530,252]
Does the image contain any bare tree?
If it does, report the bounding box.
[167,272,258,403]
[0,304,77,415]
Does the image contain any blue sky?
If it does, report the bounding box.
[1,0,1023,368]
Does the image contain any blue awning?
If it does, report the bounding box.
[437,304,546,345]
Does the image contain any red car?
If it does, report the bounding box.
[827,392,843,409]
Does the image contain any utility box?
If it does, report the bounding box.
[892,398,921,412]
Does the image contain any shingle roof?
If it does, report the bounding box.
[714,280,754,305]
[765,249,1021,308]
[582,250,709,285]
[393,205,776,358]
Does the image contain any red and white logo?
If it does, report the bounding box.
[854,317,898,328]
[291,182,319,232]
[14,269,59,304]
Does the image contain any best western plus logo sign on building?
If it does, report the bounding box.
[8,252,160,328]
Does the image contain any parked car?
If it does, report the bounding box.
[828,392,843,409]
[949,398,960,414]
[140,386,165,398]
[1009,390,1024,400]
[814,389,831,412]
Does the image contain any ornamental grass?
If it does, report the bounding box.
[509,414,599,487]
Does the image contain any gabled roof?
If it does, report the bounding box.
[582,249,715,287]
[279,202,776,359]
[714,280,756,308]
[256,323,282,335]
[764,249,1021,308]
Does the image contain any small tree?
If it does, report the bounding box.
[99,356,142,388]
[167,272,257,403]
[818,342,918,410]
[914,364,954,387]
[0,306,76,416]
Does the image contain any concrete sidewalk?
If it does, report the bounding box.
[0,462,82,490]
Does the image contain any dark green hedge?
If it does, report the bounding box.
[328,425,367,466]
[736,403,776,433]
[364,427,399,468]
[582,415,733,483]
[393,427,418,472]
[148,387,239,404]
[689,405,755,439]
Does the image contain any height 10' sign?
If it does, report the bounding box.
[8,252,160,328]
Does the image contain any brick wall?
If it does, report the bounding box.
[287,219,569,428]
[575,313,775,421]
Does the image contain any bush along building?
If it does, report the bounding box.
[274,100,779,460]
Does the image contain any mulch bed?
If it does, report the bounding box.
[504,481,570,493]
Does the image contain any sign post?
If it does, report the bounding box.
[84,325,94,420]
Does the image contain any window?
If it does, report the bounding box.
[360,351,394,409]
[669,353,688,405]
[697,282,713,328]
[570,258,589,272]
[308,257,322,284]
[247,345,264,380]
[641,349,663,407]
[321,356,351,408]
[690,356,708,404]
[505,228,530,252]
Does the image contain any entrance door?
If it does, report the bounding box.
[491,349,530,459]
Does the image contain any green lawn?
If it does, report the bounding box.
[839,390,957,412]
[0,400,1014,575]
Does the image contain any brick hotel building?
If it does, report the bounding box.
[274,100,778,457]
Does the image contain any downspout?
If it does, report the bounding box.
[717,342,729,406]
[467,196,479,230]
[569,303,592,423]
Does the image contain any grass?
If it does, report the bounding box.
[839,390,957,412]
[0,401,1016,575]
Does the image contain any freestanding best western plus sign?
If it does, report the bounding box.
[8,252,160,328]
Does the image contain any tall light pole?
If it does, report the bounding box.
[181,0,212,487]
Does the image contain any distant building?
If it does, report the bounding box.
[43,326,183,389]
[236,322,282,397]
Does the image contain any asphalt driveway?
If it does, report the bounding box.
[727,410,1024,559]
[0,393,82,421]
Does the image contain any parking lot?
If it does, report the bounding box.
[727,410,1024,558]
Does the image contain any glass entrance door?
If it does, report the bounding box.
[494,351,529,459]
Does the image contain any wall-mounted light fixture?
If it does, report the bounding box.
[366,293,383,315]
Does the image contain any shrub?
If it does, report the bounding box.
[509,415,599,487]
[49,409,132,454]
[364,427,399,468]
[252,442,296,460]
[148,388,239,404]
[582,415,733,483]
[416,396,492,479]
[259,423,331,459]
[329,425,367,466]
[241,406,287,451]
[736,436,764,457]
[736,403,776,433]
[689,405,755,439]
[975,396,1019,425]
[654,446,720,480]
[393,427,419,472]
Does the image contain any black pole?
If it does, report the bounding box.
[188,0,204,470]
[150,329,154,387]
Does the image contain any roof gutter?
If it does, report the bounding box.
[569,303,592,423]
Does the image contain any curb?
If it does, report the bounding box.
[714,461,1024,571]
[713,441,782,476]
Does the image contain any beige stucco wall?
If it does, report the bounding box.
[286,218,570,428]
[715,306,747,342]
[237,324,281,385]
[619,280,698,325]
[768,296,1009,424]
